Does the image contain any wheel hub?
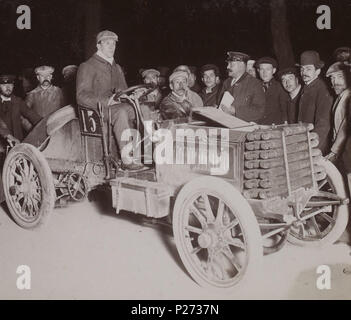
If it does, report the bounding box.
[198,225,224,249]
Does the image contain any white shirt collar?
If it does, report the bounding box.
[97,51,114,65]
[1,95,11,102]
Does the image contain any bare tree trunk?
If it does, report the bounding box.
[83,0,101,59]
[270,0,295,69]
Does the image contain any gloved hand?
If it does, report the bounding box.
[6,134,20,147]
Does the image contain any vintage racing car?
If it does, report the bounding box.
[1,85,349,289]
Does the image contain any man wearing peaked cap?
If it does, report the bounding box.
[77,30,148,171]
[218,51,265,123]
[325,62,351,170]
[296,50,333,155]
[255,56,288,125]
[278,67,302,124]
[26,65,64,118]
[0,74,41,147]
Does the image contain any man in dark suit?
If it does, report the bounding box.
[218,51,265,123]
[297,50,333,155]
[278,67,302,124]
[256,57,288,125]
[0,74,41,147]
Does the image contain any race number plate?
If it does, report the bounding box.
[77,106,103,137]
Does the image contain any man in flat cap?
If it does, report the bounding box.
[62,64,78,106]
[278,67,302,124]
[199,64,221,107]
[297,50,333,154]
[159,70,203,120]
[256,57,288,125]
[0,74,41,147]
[77,30,146,171]
[26,65,64,118]
[140,68,163,109]
[325,62,351,170]
[218,51,265,123]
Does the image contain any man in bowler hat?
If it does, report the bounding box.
[297,50,333,155]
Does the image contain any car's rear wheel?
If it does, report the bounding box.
[288,159,349,246]
[2,143,55,228]
[173,177,263,290]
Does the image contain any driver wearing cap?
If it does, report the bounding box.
[76,30,145,171]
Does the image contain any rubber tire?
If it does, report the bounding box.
[2,143,55,228]
[173,176,263,290]
[287,159,349,247]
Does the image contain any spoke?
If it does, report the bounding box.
[21,195,29,212]
[319,212,335,224]
[221,246,242,272]
[318,179,328,189]
[22,159,30,179]
[77,185,85,196]
[191,246,202,255]
[27,198,34,217]
[189,204,207,227]
[32,192,41,202]
[15,192,24,202]
[31,197,40,213]
[225,237,245,250]
[299,223,307,238]
[184,225,203,234]
[310,216,322,236]
[215,199,225,226]
[201,193,216,223]
[223,218,239,232]
[11,170,23,183]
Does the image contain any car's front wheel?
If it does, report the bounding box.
[173,176,263,290]
[2,143,55,228]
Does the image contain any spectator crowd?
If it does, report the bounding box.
[1,30,351,175]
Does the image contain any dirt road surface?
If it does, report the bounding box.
[1,195,351,300]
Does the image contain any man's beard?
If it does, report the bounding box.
[0,90,12,97]
[333,85,346,95]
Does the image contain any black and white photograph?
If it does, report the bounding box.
[0,0,351,303]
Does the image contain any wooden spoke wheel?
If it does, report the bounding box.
[173,177,262,289]
[288,159,349,246]
[2,143,55,228]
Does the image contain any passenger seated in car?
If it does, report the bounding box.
[139,68,163,110]
[159,71,204,120]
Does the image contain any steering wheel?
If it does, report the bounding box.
[113,84,156,102]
